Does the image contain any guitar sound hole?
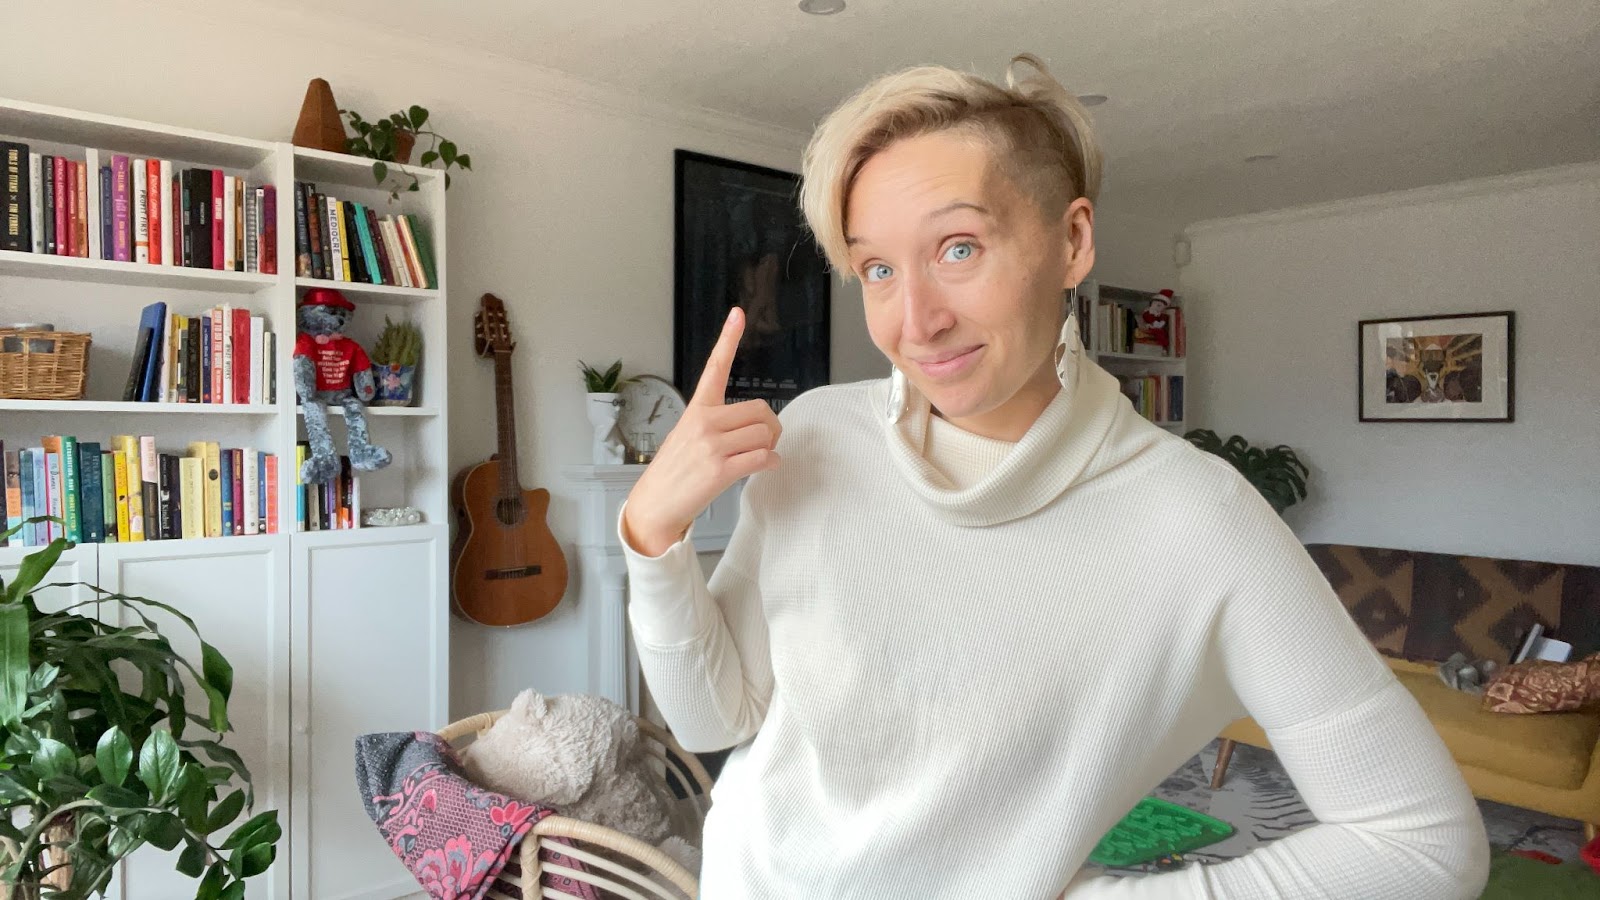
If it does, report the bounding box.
[494,497,527,527]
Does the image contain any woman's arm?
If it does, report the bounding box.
[1068,478,1489,899]
[621,492,774,753]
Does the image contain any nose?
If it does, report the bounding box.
[898,270,955,347]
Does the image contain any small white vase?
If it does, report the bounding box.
[587,392,626,465]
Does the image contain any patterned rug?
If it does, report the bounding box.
[1100,739,1588,877]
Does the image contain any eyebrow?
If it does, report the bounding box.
[845,201,991,246]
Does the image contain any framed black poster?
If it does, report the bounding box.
[674,150,830,413]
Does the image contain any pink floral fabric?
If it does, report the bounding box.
[355,730,602,900]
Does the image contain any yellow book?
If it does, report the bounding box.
[187,441,222,538]
[112,436,145,542]
[335,202,352,281]
[111,448,131,543]
[179,457,203,540]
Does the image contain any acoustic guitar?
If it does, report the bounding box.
[450,293,569,626]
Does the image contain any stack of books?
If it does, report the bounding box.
[0,141,276,273]
[1115,373,1186,424]
[123,302,276,404]
[293,182,435,288]
[0,436,278,547]
[293,443,360,532]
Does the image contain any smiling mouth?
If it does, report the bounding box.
[915,346,982,365]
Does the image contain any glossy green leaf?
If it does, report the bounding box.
[439,140,457,165]
[0,604,29,727]
[32,738,74,779]
[96,726,133,787]
[137,729,180,803]
[146,812,187,851]
[220,810,277,851]
[177,839,207,878]
[197,862,228,900]
[219,882,246,900]
[207,789,246,835]
[5,537,66,603]
[372,161,388,185]
[408,105,428,129]
[86,783,145,811]
[457,153,471,170]
[239,841,275,877]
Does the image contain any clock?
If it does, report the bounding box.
[617,374,688,462]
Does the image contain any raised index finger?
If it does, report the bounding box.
[691,306,745,407]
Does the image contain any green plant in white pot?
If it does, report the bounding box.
[370,317,422,407]
[579,360,633,465]
[0,521,279,899]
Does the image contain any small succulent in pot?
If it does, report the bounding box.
[370,317,422,407]
[578,360,633,394]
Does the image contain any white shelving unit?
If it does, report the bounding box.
[1082,278,1189,432]
[0,96,450,900]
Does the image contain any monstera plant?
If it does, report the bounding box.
[1184,429,1310,514]
[0,522,279,899]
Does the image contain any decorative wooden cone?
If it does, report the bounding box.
[292,78,347,153]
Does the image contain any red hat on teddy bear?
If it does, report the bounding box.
[300,287,354,310]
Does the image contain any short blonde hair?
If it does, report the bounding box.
[799,53,1102,280]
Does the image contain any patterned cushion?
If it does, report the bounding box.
[1483,654,1600,714]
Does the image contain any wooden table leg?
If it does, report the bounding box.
[1211,738,1236,790]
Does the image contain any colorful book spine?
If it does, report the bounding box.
[0,142,30,252]
[265,453,279,534]
[260,184,277,275]
[294,443,306,531]
[111,444,131,543]
[3,450,21,546]
[132,156,148,263]
[230,449,243,536]
[30,153,44,254]
[242,448,260,536]
[231,308,250,406]
[43,450,61,542]
[111,155,131,261]
[220,448,234,537]
[221,175,236,273]
[396,214,426,288]
[179,457,203,540]
[200,313,212,403]
[294,182,312,276]
[52,156,66,257]
[139,436,159,539]
[99,451,117,542]
[24,449,44,546]
[410,214,438,289]
[78,442,104,544]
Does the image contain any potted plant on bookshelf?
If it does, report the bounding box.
[579,360,633,465]
[0,525,280,898]
[370,316,422,408]
[339,105,472,197]
[1183,429,1310,514]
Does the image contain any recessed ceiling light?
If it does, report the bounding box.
[1077,94,1108,107]
[1244,153,1280,163]
[798,0,846,14]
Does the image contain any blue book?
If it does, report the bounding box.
[18,449,36,547]
[219,448,234,536]
[200,313,212,403]
[135,302,168,402]
[77,442,104,543]
[257,451,268,529]
[351,203,382,285]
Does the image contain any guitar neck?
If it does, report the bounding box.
[492,350,520,495]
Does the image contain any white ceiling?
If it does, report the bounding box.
[277,0,1599,224]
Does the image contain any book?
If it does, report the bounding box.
[200,313,212,403]
[78,442,104,544]
[242,448,260,536]
[1,141,30,251]
[189,168,212,269]
[132,156,148,262]
[139,436,158,539]
[99,450,117,542]
[84,149,101,260]
[219,448,234,536]
[74,161,87,257]
[248,316,264,404]
[362,205,393,285]
[110,155,130,261]
[379,218,410,288]
[0,444,8,544]
[230,449,243,536]
[293,182,312,276]
[134,303,167,402]
[42,449,61,542]
[263,332,276,405]
[349,201,379,284]
[222,304,235,404]
[52,156,66,257]
[222,175,236,273]
[259,184,277,274]
[396,214,427,288]
[231,308,251,405]
[188,441,222,539]
[179,457,203,540]
[210,169,224,270]
[257,451,268,533]
[26,449,46,546]
[186,316,202,403]
[146,159,162,266]
[294,442,307,531]
[265,453,279,534]
[180,170,193,267]
[244,185,257,274]
[3,449,20,547]
[211,306,226,403]
[111,441,132,543]
[410,215,438,289]
[29,153,43,254]
[234,178,245,272]
[40,154,54,254]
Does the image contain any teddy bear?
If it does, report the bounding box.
[293,288,392,483]
[460,690,701,873]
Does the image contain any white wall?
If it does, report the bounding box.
[1093,209,1181,292]
[1179,163,1600,566]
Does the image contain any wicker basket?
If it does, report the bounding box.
[0,328,91,400]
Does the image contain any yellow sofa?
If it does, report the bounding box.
[1211,544,1600,840]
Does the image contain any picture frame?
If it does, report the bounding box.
[674,150,831,413]
[1357,311,1515,422]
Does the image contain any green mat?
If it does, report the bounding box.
[1089,796,1234,867]
[1479,850,1599,899]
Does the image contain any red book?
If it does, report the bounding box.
[264,454,278,534]
[230,308,250,405]
[259,185,277,274]
[210,169,224,270]
[145,160,162,265]
[53,156,68,256]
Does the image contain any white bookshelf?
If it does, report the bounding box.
[0,96,450,900]
[1082,278,1189,432]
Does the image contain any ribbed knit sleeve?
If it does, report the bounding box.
[1064,477,1490,899]
[619,492,773,753]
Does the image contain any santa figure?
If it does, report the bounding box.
[1133,289,1175,356]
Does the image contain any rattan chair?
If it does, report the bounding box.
[437,710,713,900]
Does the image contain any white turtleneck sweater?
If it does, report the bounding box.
[620,343,1488,898]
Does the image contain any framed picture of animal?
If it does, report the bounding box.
[1358,310,1515,422]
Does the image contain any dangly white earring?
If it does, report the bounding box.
[1055,284,1081,390]
[886,365,909,423]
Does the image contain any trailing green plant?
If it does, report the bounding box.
[340,105,472,197]
[370,317,422,368]
[0,520,279,899]
[1183,429,1310,514]
[578,360,632,394]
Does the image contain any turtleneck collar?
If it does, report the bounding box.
[878,338,1149,527]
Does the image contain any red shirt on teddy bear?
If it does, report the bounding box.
[294,332,373,392]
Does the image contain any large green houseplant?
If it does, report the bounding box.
[0,522,278,899]
[1184,429,1310,514]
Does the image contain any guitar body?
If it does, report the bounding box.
[451,458,568,627]
[449,293,569,627]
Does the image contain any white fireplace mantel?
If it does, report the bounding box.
[562,464,743,712]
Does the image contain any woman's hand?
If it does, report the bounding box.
[622,307,782,556]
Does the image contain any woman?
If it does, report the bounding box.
[620,54,1488,898]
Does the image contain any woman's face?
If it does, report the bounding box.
[845,130,1094,440]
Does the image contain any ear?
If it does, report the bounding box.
[1061,197,1096,290]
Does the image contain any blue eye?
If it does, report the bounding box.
[943,242,974,262]
[865,263,893,282]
